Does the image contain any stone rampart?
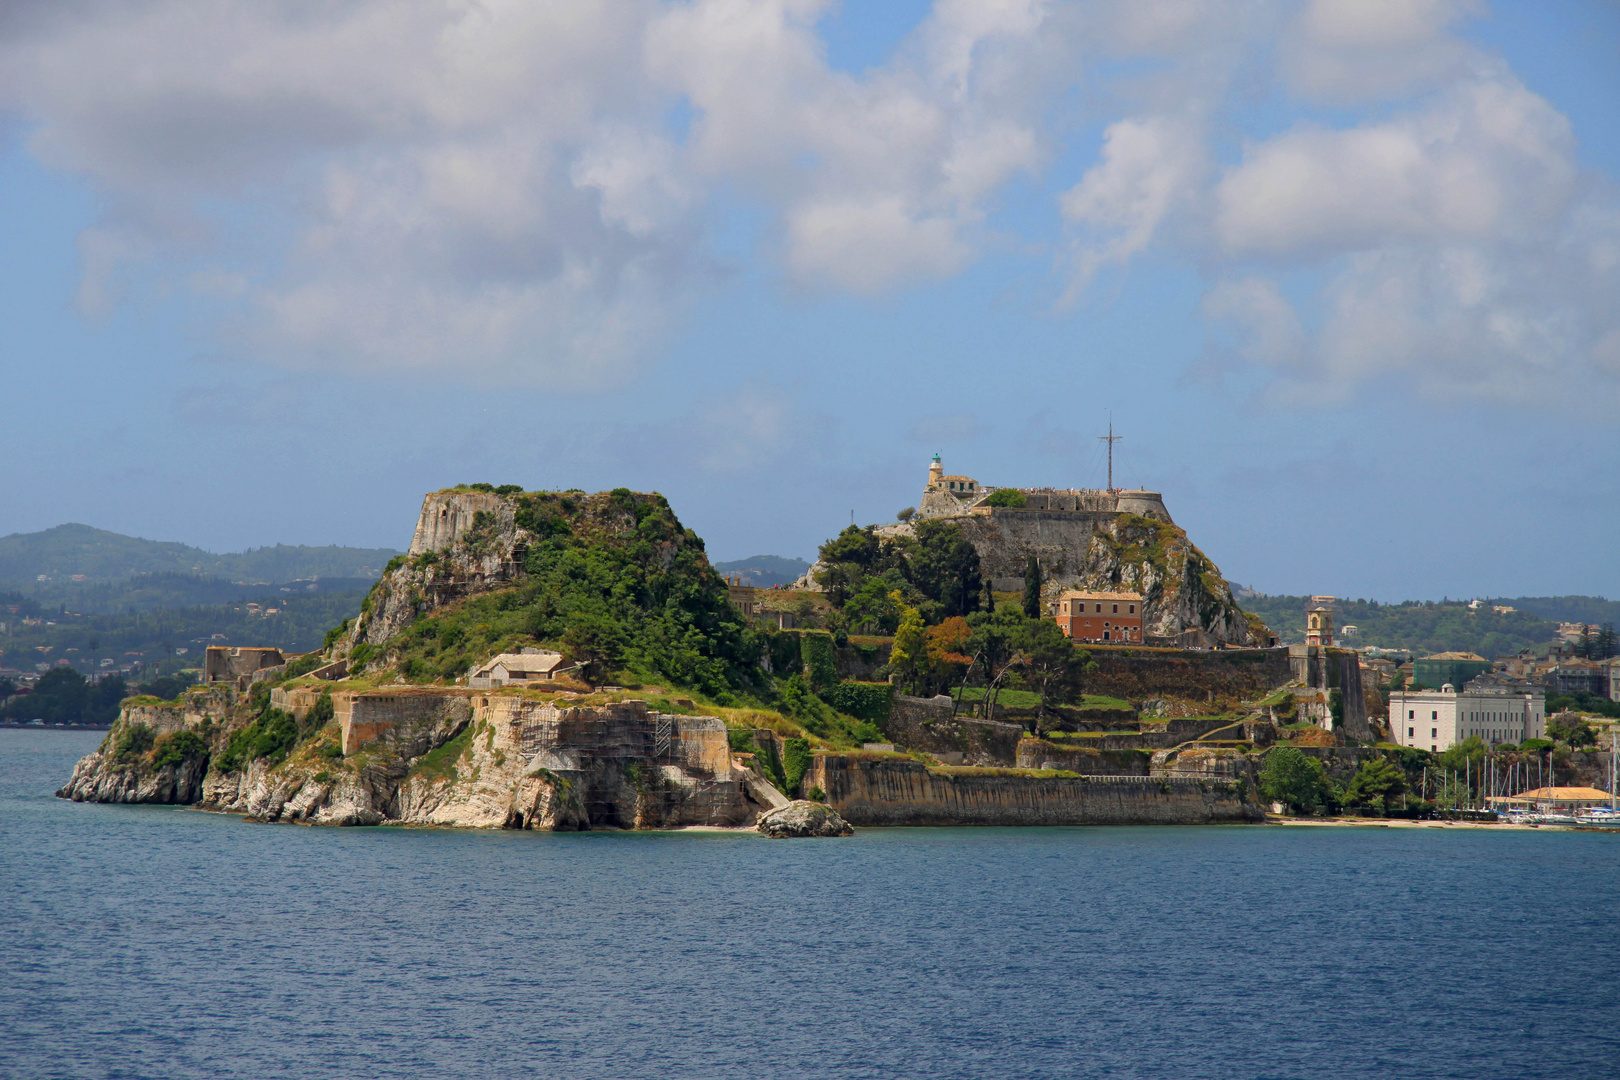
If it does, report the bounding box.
[806,755,1260,826]
[1015,738,1152,774]
[1085,647,1293,707]
[337,689,473,756]
[887,694,1024,766]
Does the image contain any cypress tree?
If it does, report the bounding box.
[1023,554,1043,619]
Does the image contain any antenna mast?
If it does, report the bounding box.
[1099,422,1122,492]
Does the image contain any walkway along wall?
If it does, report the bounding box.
[805,754,1260,826]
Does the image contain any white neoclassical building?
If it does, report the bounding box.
[1389,681,1546,753]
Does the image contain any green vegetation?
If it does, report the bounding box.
[813,519,983,629]
[1,667,126,725]
[216,708,301,772]
[1238,594,1559,656]
[112,722,155,760]
[1022,553,1042,619]
[984,488,1027,508]
[151,729,209,768]
[1343,758,1406,815]
[1547,690,1620,720]
[1258,746,1334,814]
[368,491,759,699]
[410,724,474,782]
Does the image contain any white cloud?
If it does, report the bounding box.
[2,0,1617,410]
[1059,115,1205,295]
[1282,0,1484,103]
[1215,76,1577,256]
[0,0,1070,379]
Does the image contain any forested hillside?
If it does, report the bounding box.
[0,523,398,584]
[1241,595,1561,657]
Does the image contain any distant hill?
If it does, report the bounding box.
[0,524,399,585]
[713,555,810,588]
[1495,596,1620,626]
[1241,594,1564,657]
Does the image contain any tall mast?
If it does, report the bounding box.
[1099,422,1122,493]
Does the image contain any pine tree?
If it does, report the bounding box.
[1022,554,1043,619]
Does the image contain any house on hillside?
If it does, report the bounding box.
[468,649,568,689]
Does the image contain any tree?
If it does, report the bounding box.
[924,616,974,697]
[896,507,915,522]
[984,488,1026,508]
[1344,758,1406,815]
[1022,554,1043,619]
[888,593,927,694]
[909,519,982,619]
[1015,618,1095,722]
[0,676,14,705]
[1547,712,1596,748]
[1258,746,1333,814]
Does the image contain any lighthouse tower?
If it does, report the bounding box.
[928,454,944,491]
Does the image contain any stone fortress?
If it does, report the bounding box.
[835,455,1264,647]
[916,454,1174,529]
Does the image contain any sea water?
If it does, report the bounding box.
[3,728,1617,1080]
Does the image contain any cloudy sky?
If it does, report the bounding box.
[2,0,1618,600]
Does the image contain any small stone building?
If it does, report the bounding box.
[467,648,567,689]
[203,646,285,689]
[1055,591,1143,643]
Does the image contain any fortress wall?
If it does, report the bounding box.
[338,690,472,755]
[956,509,1120,584]
[121,704,190,737]
[1084,647,1294,707]
[807,756,1260,826]
[1015,739,1153,773]
[673,716,733,779]
[886,694,1025,766]
[408,490,510,554]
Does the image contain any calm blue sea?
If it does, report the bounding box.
[3,729,1618,1080]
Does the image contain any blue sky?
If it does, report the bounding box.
[2,1,1618,602]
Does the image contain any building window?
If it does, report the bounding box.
[1431,711,1438,720]
[1129,605,1136,614]
[1112,604,1119,614]
[1408,710,1414,719]
[1431,728,1437,738]
[1408,727,1413,737]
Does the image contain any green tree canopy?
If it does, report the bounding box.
[984,488,1026,508]
[1344,758,1407,815]
[1259,746,1333,814]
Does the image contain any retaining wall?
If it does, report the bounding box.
[807,755,1260,826]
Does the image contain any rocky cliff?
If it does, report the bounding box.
[59,686,779,829]
[817,509,1265,646]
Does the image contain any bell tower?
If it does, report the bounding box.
[1305,596,1335,648]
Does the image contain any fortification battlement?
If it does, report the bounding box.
[915,456,1172,524]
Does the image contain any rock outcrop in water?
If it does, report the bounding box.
[757,800,854,838]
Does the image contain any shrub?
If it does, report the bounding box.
[215,709,300,773]
[808,786,826,803]
[782,738,812,797]
[310,690,334,730]
[727,728,758,753]
[984,488,1027,508]
[113,723,155,761]
[823,681,893,726]
[151,730,209,768]
[801,633,839,694]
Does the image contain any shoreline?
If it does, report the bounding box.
[1264,814,1620,832]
